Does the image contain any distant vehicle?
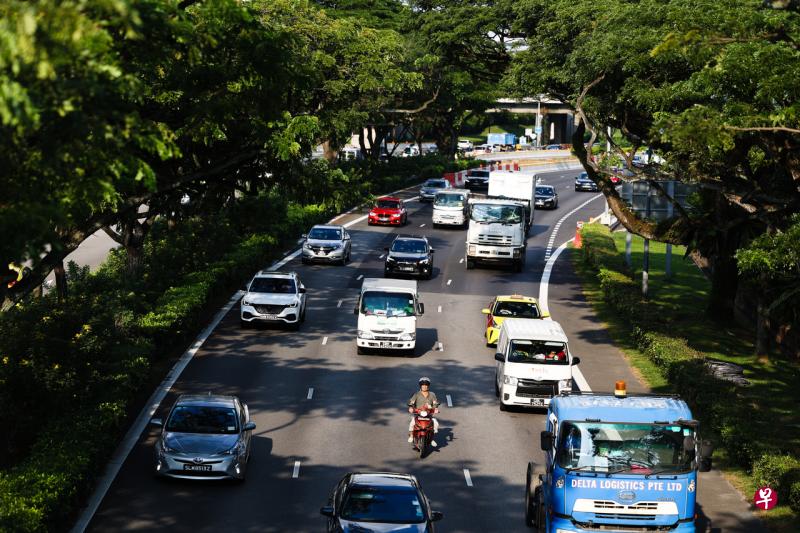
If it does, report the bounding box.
[432,188,470,228]
[320,472,443,532]
[339,147,362,161]
[457,139,474,151]
[545,144,562,150]
[240,270,307,329]
[475,144,493,153]
[534,185,559,209]
[302,225,351,265]
[151,394,256,481]
[419,178,451,201]
[369,196,408,226]
[487,132,517,146]
[465,169,490,191]
[425,145,439,155]
[482,294,550,346]
[574,172,599,192]
[385,234,434,280]
[401,145,421,158]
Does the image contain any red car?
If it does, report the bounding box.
[368,196,408,226]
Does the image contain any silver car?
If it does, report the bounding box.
[151,394,256,481]
[419,178,451,201]
[240,270,307,328]
[301,225,351,265]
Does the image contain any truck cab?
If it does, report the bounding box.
[354,278,424,355]
[495,319,579,410]
[526,384,714,532]
[432,188,470,227]
[465,197,527,271]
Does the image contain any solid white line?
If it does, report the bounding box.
[337,299,343,308]
[356,274,364,280]
[70,291,242,533]
[268,248,302,271]
[292,461,301,478]
[463,469,473,487]
[322,336,328,345]
[437,342,444,351]
[446,394,453,407]
[437,305,442,313]
[307,387,314,400]
[447,279,452,286]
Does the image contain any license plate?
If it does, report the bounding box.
[379,342,392,348]
[183,464,212,472]
[530,398,546,406]
[400,267,414,271]
[262,314,278,320]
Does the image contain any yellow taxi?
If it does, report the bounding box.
[481,294,550,345]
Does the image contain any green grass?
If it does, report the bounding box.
[574,232,800,531]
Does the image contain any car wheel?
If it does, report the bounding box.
[424,269,432,280]
[240,319,249,329]
[499,401,508,412]
[403,214,408,226]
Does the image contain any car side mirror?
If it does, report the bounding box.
[243,422,256,431]
[571,357,581,365]
[494,352,504,362]
[301,234,307,239]
[541,311,551,318]
[698,440,714,472]
[481,308,491,315]
[540,431,554,451]
[417,303,425,315]
[430,248,435,253]
[299,287,306,294]
[242,285,249,292]
[353,306,359,315]
[150,418,163,427]
[319,506,334,517]
[430,510,444,522]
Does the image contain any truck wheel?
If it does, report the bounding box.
[514,258,524,273]
[466,259,475,270]
[357,346,367,355]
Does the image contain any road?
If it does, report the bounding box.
[84,169,762,533]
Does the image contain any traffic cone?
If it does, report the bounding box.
[574,221,584,248]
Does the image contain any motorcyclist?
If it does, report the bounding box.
[407,376,440,447]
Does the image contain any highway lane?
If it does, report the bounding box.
[86,168,608,532]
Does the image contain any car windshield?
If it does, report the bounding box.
[578,172,589,180]
[249,277,296,294]
[508,340,568,364]
[434,193,465,207]
[377,200,401,209]
[361,291,415,317]
[471,204,522,223]
[493,300,541,319]
[423,180,447,188]
[557,422,696,473]
[469,170,490,178]
[166,405,239,434]
[340,487,425,523]
[308,228,342,240]
[536,187,554,196]
[391,240,427,254]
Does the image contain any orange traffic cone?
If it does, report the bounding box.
[574,221,584,248]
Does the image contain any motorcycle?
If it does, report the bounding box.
[411,406,437,459]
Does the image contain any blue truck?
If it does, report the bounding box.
[487,132,517,147]
[526,382,713,532]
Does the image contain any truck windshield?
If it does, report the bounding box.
[508,340,568,364]
[360,291,415,317]
[434,194,465,207]
[471,204,522,223]
[557,422,695,473]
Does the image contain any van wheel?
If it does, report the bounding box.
[466,259,475,270]
[494,377,500,397]
[357,346,367,355]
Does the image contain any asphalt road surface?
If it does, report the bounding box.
[85,169,761,532]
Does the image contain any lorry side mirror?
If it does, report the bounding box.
[417,302,425,315]
[571,357,581,365]
[698,440,714,472]
[683,435,696,452]
[494,352,504,362]
[540,431,554,451]
[353,306,359,315]
[430,248,435,253]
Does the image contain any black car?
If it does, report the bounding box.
[574,172,599,192]
[535,185,559,209]
[385,235,434,279]
[465,169,490,191]
[320,472,443,533]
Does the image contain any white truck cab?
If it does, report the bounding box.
[494,318,580,410]
[355,278,424,355]
[432,188,470,227]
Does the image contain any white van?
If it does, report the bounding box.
[355,278,424,355]
[432,188,470,227]
[494,318,580,410]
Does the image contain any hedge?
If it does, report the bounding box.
[580,223,797,509]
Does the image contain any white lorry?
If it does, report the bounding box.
[487,171,536,230]
[494,318,580,410]
[355,278,424,355]
[465,196,527,271]
[432,188,470,228]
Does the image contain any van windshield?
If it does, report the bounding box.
[434,194,465,207]
[508,340,568,365]
[361,291,415,317]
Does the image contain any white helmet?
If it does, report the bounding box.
[418,376,431,386]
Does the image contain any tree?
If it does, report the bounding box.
[507,0,800,319]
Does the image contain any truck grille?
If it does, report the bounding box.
[477,233,512,245]
[516,379,557,398]
[253,304,286,314]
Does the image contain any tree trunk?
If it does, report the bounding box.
[54,260,67,302]
[322,140,337,163]
[707,245,739,318]
[756,288,770,359]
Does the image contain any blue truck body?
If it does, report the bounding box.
[487,132,517,146]
[526,391,712,532]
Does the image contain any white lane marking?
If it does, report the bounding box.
[437,342,444,351]
[70,291,242,533]
[419,223,426,227]
[463,469,473,487]
[268,248,302,270]
[437,305,442,313]
[356,274,364,280]
[307,388,314,400]
[322,336,328,345]
[446,394,453,407]
[544,194,602,261]
[337,299,343,308]
[447,279,452,286]
[292,461,301,478]
[379,254,385,259]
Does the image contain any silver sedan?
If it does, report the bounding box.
[151,394,256,481]
[301,224,351,265]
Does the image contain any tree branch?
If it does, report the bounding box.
[724,125,800,135]
[383,87,440,114]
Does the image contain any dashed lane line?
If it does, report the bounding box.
[356,274,364,281]
[446,394,453,407]
[437,342,444,351]
[437,305,442,313]
[447,279,452,286]
[544,194,602,261]
[322,336,328,345]
[292,461,301,478]
[337,300,343,308]
[307,388,314,400]
[463,469,473,487]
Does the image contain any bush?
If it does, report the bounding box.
[752,454,800,511]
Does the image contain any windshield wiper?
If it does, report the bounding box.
[645,467,682,478]
[565,465,597,473]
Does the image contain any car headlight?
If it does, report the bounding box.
[358,330,374,340]
[242,299,252,306]
[221,441,242,456]
[468,245,476,254]
[303,242,312,249]
[391,213,400,218]
[503,376,518,386]
[386,256,396,263]
[419,258,429,265]
[287,300,299,307]
[399,332,416,341]
[332,243,342,249]
[559,379,573,391]
[161,438,176,454]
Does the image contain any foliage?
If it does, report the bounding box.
[752,454,800,512]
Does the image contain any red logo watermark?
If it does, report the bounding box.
[754,487,777,511]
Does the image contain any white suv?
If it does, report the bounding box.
[457,139,474,151]
[240,271,307,329]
